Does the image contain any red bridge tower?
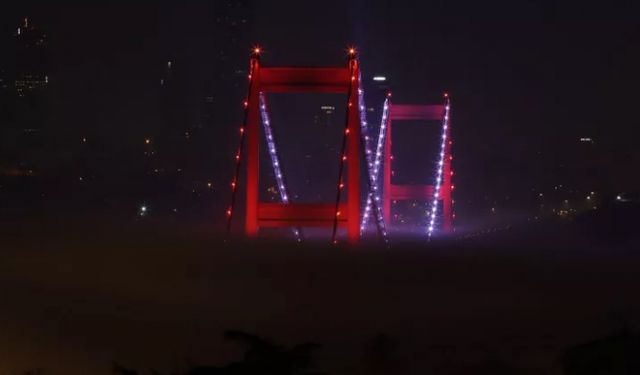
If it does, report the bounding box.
[227,48,362,243]
[382,100,454,232]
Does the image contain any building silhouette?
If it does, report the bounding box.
[14,17,48,97]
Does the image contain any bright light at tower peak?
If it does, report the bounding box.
[253,46,261,55]
[348,47,356,55]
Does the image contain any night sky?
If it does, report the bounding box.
[3,3,640,373]
[1,1,640,229]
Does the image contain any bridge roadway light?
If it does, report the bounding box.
[373,76,387,82]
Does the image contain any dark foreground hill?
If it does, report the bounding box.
[0,211,639,374]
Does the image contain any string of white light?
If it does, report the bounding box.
[357,83,388,242]
[361,96,390,234]
[259,93,302,241]
[428,96,451,239]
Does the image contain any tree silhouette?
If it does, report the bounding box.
[112,362,139,375]
[211,330,321,375]
[111,331,322,375]
[562,332,640,374]
[362,333,407,375]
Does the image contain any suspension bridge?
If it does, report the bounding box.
[226,47,454,244]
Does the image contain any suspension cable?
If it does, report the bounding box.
[357,83,389,244]
[226,53,259,238]
[259,93,303,241]
[427,95,451,240]
[331,55,358,244]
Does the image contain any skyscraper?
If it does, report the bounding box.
[4,18,51,175]
[14,17,48,97]
[210,0,255,125]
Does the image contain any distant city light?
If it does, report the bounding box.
[144,138,151,144]
[580,137,594,143]
[372,76,387,82]
[139,205,147,216]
